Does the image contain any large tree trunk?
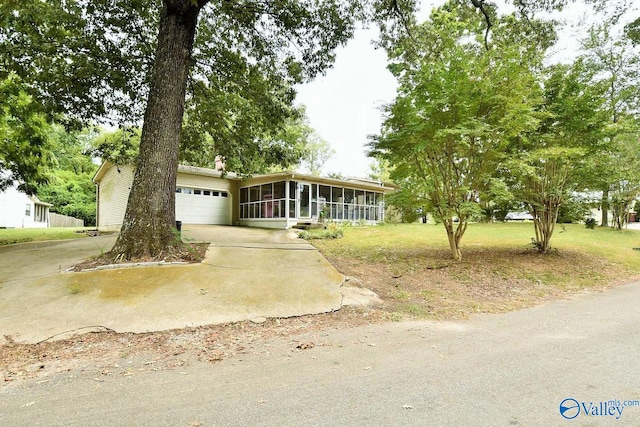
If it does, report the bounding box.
[110,1,202,260]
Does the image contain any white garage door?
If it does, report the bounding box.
[175,187,231,225]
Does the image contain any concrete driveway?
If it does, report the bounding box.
[0,225,348,344]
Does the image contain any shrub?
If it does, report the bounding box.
[585,217,597,229]
[557,196,590,223]
[298,225,344,240]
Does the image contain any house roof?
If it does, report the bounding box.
[32,196,53,207]
[92,161,115,183]
[0,182,53,207]
[244,171,397,192]
[93,161,397,192]
[93,161,240,184]
[177,164,240,180]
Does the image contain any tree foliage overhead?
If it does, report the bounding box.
[0,75,54,194]
[36,127,99,226]
[371,1,551,260]
[0,0,381,173]
[0,0,156,124]
[2,0,407,260]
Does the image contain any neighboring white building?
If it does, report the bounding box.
[0,184,52,228]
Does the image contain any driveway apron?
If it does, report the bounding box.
[0,225,344,344]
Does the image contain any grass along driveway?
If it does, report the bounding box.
[311,223,640,320]
[0,227,100,246]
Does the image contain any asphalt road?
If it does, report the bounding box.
[2,282,640,426]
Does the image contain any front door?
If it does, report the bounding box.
[297,183,311,219]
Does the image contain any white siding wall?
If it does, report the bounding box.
[0,186,49,228]
[176,172,234,192]
[96,166,237,230]
[96,164,135,231]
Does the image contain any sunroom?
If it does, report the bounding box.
[238,173,394,229]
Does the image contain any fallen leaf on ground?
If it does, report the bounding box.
[296,342,315,350]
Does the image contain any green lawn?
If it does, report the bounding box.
[323,222,640,271]
[311,222,640,320]
[0,227,96,246]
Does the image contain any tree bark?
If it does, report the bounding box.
[531,202,558,254]
[443,218,464,261]
[110,1,202,260]
[600,188,609,227]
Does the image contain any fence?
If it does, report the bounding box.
[50,212,85,228]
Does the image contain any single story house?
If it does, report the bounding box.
[0,184,52,228]
[92,161,395,231]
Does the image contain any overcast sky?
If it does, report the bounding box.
[295,26,395,178]
[294,1,635,178]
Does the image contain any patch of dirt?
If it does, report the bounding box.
[71,242,209,271]
[1,308,384,386]
[318,245,639,320]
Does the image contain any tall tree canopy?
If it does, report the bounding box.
[0,74,54,194]
[371,1,552,260]
[501,61,609,253]
[1,0,407,259]
[578,22,640,227]
[36,127,99,226]
[1,0,634,261]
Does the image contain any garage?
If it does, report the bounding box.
[175,186,232,225]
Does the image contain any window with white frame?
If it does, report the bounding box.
[240,181,287,219]
[34,205,47,223]
[176,187,227,197]
[240,181,384,222]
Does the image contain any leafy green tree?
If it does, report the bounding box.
[90,127,142,166]
[371,2,549,260]
[367,157,392,182]
[38,170,97,225]
[501,61,609,252]
[481,178,518,222]
[556,194,591,224]
[0,75,54,194]
[607,132,640,229]
[384,178,429,223]
[299,135,335,176]
[234,108,318,175]
[2,0,388,259]
[626,17,640,44]
[37,127,99,225]
[578,23,640,227]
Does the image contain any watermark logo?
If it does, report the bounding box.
[559,398,581,420]
[559,397,640,420]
